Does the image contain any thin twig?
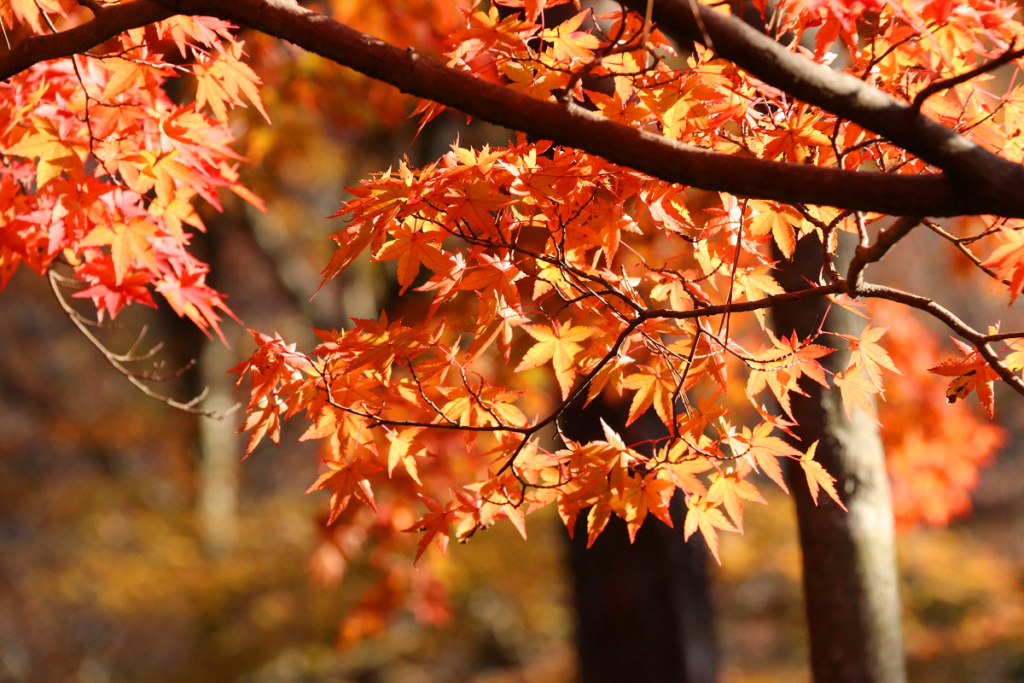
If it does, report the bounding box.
[911,41,1024,115]
[49,270,238,419]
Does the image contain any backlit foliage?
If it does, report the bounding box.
[1,0,1023,630]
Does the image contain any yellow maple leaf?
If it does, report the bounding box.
[516,319,597,399]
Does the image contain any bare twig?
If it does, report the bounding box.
[49,270,238,419]
[846,215,923,294]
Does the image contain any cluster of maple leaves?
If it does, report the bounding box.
[2,0,1024,620]
[0,2,268,339]
[230,0,1024,565]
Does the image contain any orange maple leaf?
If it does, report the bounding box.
[516,319,597,399]
[406,496,456,563]
[4,117,86,188]
[386,427,425,484]
[307,456,383,524]
[980,227,1024,303]
[707,471,766,533]
[79,217,160,284]
[928,339,998,418]
[799,441,847,510]
[748,200,802,259]
[683,496,737,565]
[616,473,675,542]
[842,324,900,391]
[194,41,270,124]
[730,421,799,492]
[621,361,679,426]
[833,365,881,421]
[374,218,452,294]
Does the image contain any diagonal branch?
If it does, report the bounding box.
[618,0,1024,190]
[856,282,1024,398]
[1,0,1024,217]
[0,1,171,81]
[48,270,237,419]
[152,0,1024,216]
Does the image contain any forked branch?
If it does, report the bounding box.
[48,270,238,419]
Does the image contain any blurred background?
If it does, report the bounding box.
[3,2,1024,682]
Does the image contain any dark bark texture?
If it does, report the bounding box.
[771,237,906,683]
[564,400,718,683]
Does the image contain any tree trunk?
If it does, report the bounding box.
[564,400,718,683]
[771,237,906,683]
[195,337,240,555]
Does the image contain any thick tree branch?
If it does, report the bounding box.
[0,1,171,80]
[151,0,1024,216]
[2,0,1024,217]
[619,0,1024,193]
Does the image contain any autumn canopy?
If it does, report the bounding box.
[1,0,1023,570]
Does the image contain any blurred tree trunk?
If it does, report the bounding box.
[195,336,240,555]
[166,216,242,556]
[564,401,718,683]
[771,237,906,683]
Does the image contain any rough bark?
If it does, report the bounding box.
[771,237,906,683]
[5,0,1024,215]
[564,399,718,683]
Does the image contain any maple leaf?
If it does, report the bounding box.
[799,441,847,510]
[748,200,802,259]
[615,473,675,542]
[540,10,600,65]
[730,421,800,492]
[928,339,998,418]
[346,313,426,381]
[156,269,239,344]
[980,227,1024,303]
[4,117,86,188]
[833,365,881,421]
[746,333,834,419]
[647,84,712,140]
[157,16,235,56]
[683,496,737,565]
[585,354,633,405]
[1,0,63,34]
[842,324,900,391]
[194,41,270,124]
[706,471,766,533]
[406,496,457,563]
[230,329,313,410]
[735,266,784,326]
[307,456,383,524]
[516,319,597,399]
[374,217,452,294]
[591,419,648,497]
[79,217,160,284]
[762,105,832,161]
[620,361,678,426]
[102,56,171,100]
[137,150,206,206]
[72,258,157,321]
[386,427,425,484]
[586,500,612,548]
[660,441,712,495]
[240,399,282,457]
